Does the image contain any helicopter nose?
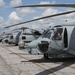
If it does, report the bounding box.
[38,41,49,53]
[28,40,40,48]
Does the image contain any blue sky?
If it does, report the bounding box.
[0,0,75,32]
[1,0,75,21]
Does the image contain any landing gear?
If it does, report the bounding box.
[15,43,18,46]
[44,53,49,59]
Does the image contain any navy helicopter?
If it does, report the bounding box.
[1,29,22,45]
[4,4,75,58]
[14,27,42,48]
[7,30,22,45]
[28,23,75,58]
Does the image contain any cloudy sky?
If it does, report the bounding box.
[0,0,75,33]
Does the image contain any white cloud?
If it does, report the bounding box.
[31,0,58,28]
[38,1,50,10]
[0,16,6,27]
[0,16,3,23]
[5,7,36,29]
[32,7,75,29]
[8,11,22,24]
[64,8,75,18]
[34,1,75,27]
[40,1,50,4]
[10,0,22,7]
[0,16,5,30]
[33,7,58,24]
[42,8,58,16]
[17,8,36,18]
[0,0,5,6]
[38,1,56,10]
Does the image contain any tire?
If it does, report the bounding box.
[44,53,49,59]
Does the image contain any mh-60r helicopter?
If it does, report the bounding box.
[28,23,75,59]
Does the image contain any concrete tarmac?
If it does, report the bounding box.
[0,43,75,75]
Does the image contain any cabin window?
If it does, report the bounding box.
[22,36,26,39]
[53,28,63,40]
[64,28,68,48]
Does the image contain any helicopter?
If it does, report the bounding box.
[28,23,75,58]
[8,30,22,45]
[1,33,12,44]
[1,29,22,45]
[16,27,42,48]
[4,4,75,58]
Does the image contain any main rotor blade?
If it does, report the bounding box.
[4,10,75,28]
[14,4,75,8]
[14,27,29,30]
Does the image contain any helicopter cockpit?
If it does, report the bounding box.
[38,26,63,53]
[41,26,63,40]
[52,27,63,40]
[41,29,53,39]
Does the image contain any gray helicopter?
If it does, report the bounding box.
[8,30,22,45]
[1,29,22,45]
[15,27,42,48]
[28,23,75,58]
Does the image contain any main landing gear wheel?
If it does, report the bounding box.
[44,53,49,59]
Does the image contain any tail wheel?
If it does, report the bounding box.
[44,53,49,59]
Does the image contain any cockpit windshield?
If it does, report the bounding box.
[41,27,63,40]
[42,29,52,38]
[52,28,63,40]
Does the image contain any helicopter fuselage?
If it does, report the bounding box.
[28,24,75,58]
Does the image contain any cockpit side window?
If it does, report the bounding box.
[42,29,52,39]
[53,28,63,40]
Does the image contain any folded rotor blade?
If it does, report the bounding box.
[14,4,75,8]
[4,10,75,28]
